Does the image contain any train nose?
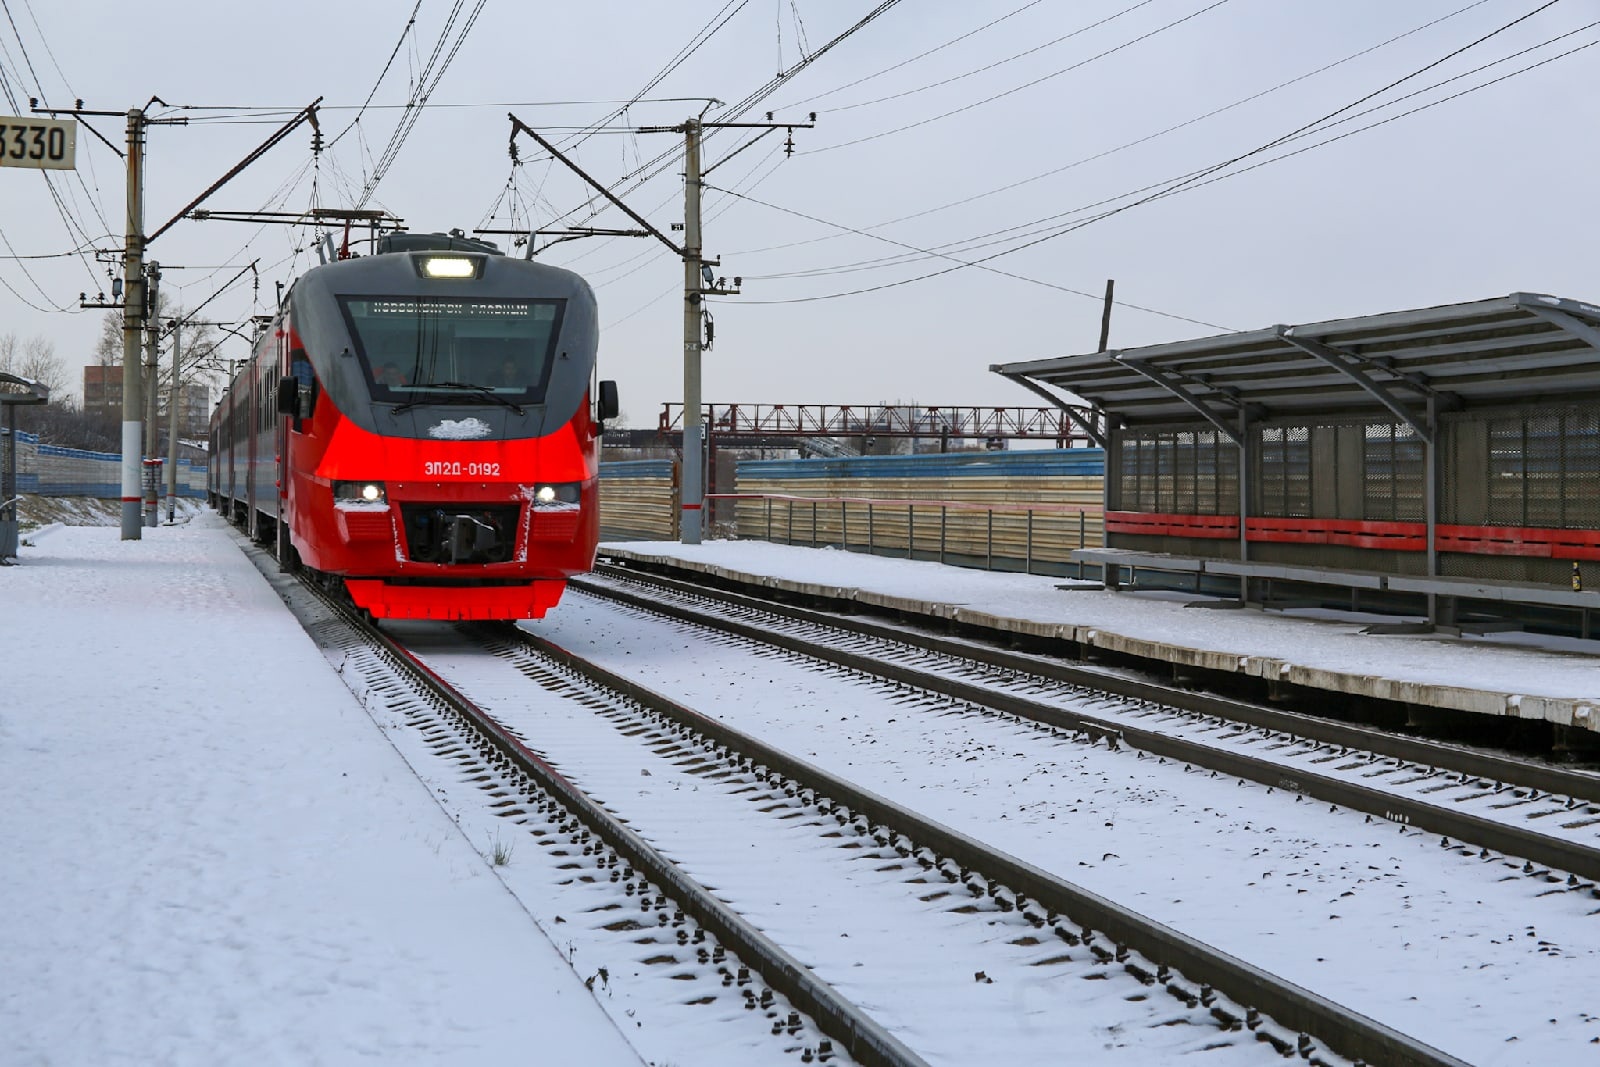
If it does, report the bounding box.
[401,503,519,563]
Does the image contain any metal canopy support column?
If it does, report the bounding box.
[0,373,49,561]
[1276,328,1433,444]
[1425,393,1441,625]
[1237,406,1251,602]
[1277,327,1446,622]
[993,372,1106,448]
[1111,358,1247,601]
[1114,359,1243,446]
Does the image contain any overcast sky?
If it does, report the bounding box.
[2,1,1596,420]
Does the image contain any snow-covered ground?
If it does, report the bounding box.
[4,511,1597,1065]
[527,584,1600,1064]
[0,514,640,1066]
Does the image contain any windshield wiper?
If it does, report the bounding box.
[391,381,525,415]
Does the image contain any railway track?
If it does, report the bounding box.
[247,548,891,1067]
[578,563,1600,885]
[536,564,1600,1062]
[246,544,1459,1065]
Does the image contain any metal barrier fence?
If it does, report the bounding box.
[718,492,1104,577]
[597,449,1110,576]
[0,428,207,499]
[599,458,679,541]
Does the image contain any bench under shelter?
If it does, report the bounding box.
[993,292,1600,639]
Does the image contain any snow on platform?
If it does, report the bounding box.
[0,514,640,1066]
[601,540,1599,731]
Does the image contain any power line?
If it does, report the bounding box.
[537,0,905,243]
[782,0,1047,110]
[803,0,1235,155]
[0,0,46,98]
[707,183,1231,330]
[821,0,1161,114]
[0,8,107,288]
[730,1,1587,306]
[326,0,422,150]
[487,1,757,236]
[356,0,489,208]
[733,0,1496,261]
[759,10,1592,279]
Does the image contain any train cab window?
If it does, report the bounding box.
[338,296,564,405]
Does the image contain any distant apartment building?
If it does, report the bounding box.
[82,365,122,422]
[81,366,210,438]
[174,382,210,440]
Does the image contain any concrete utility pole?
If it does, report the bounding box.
[120,108,146,540]
[507,110,810,544]
[35,98,314,538]
[680,118,707,544]
[166,320,182,523]
[143,262,162,526]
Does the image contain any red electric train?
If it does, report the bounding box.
[209,232,618,620]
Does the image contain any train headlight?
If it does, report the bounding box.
[334,480,387,504]
[531,482,580,507]
[417,255,482,280]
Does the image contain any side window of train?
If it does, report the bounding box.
[290,349,316,429]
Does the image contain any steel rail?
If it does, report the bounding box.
[385,644,927,1067]
[589,562,1600,802]
[506,622,1468,1067]
[235,541,925,1067]
[578,567,1600,884]
[259,573,926,1067]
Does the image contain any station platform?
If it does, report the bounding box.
[0,514,641,1065]
[600,540,1599,738]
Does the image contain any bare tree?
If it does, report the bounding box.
[92,310,121,367]
[0,333,69,397]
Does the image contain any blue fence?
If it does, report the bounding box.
[1,428,207,498]
[735,448,1105,481]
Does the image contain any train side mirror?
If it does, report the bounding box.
[596,379,619,423]
[275,378,299,416]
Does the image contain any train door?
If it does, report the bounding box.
[226,383,238,517]
[243,359,256,536]
[275,329,294,567]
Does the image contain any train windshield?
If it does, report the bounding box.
[339,296,566,405]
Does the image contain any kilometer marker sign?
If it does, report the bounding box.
[0,116,77,170]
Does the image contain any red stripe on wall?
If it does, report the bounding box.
[1109,512,1600,560]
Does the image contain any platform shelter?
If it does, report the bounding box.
[993,293,1600,635]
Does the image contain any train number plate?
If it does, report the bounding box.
[423,460,502,478]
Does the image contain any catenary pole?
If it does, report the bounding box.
[681,117,705,544]
[507,111,807,545]
[120,109,147,540]
[166,321,182,523]
[143,263,162,526]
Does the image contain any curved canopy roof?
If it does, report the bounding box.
[993,293,1600,441]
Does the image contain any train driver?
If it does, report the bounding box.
[377,362,407,387]
[492,358,520,388]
